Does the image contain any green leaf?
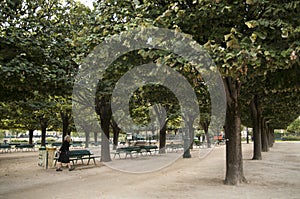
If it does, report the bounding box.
[246,0,255,5]
[281,28,289,38]
[245,20,258,28]
[250,33,257,43]
[224,33,232,41]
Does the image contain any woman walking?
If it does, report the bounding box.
[56,135,74,171]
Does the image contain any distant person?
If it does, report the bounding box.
[56,135,74,171]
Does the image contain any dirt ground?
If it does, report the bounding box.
[0,142,299,199]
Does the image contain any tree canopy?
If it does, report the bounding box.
[0,0,299,185]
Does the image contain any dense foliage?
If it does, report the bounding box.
[0,0,299,185]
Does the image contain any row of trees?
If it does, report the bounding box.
[0,0,90,144]
[1,0,299,185]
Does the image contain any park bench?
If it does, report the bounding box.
[0,145,11,153]
[140,145,158,155]
[9,143,20,147]
[15,144,35,152]
[52,142,83,148]
[113,146,142,159]
[51,142,62,147]
[166,143,183,152]
[54,149,100,166]
[71,142,84,148]
[36,142,49,146]
[91,142,101,146]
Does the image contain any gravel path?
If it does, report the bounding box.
[0,142,299,199]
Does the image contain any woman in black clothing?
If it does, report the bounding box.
[56,135,74,171]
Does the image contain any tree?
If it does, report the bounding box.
[52,96,75,142]
[239,0,300,159]
[249,95,262,159]
[0,0,91,145]
[111,118,120,149]
[95,96,112,162]
[0,0,88,100]
[287,117,300,134]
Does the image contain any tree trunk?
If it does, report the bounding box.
[223,77,246,185]
[268,127,274,147]
[113,131,119,150]
[111,119,120,150]
[152,129,156,142]
[152,105,168,154]
[250,95,262,160]
[96,97,112,162]
[100,126,111,161]
[159,122,167,154]
[60,111,70,143]
[189,122,194,150]
[94,132,98,143]
[266,124,270,147]
[183,117,193,158]
[183,128,191,158]
[85,132,90,148]
[246,127,249,144]
[40,118,48,147]
[188,119,195,149]
[201,120,211,148]
[261,118,269,152]
[28,129,34,145]
[183,113,198,156]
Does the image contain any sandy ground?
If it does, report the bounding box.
[0,142,299,199]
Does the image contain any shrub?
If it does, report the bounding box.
[0,131,5,139]
[281,136,300,141]
[11,139,27,143]
[46,138,57,143]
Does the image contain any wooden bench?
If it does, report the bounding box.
[113,146,141,159]
[54,149,100,166]
[166,143,183,152]
[140,145,158,155]
[52,142,83,148]
[0,145,11,153]
[15,144,35,152]
[70,143,84,148]
[51,142,62,147]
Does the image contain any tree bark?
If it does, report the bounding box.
[184,111,198,157]
[96,97,112,162]
[159,122,167,154]
[223,77,246,185]
[85,131,90,148]
[268,127,274,147]
[152,105,167,154]
[183,129,191,158]
[201,120,211,148]
[246,127,249,144]
[261,118,269,152]
[94,132,98,143]
[250,95,262,160]
[28,129,34,145]
[40,118,48,147]
[189,122,194,150]
[183,118,193,158]
[111,119,120,150]
[266,124,270,147]
[60,111,71,143]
